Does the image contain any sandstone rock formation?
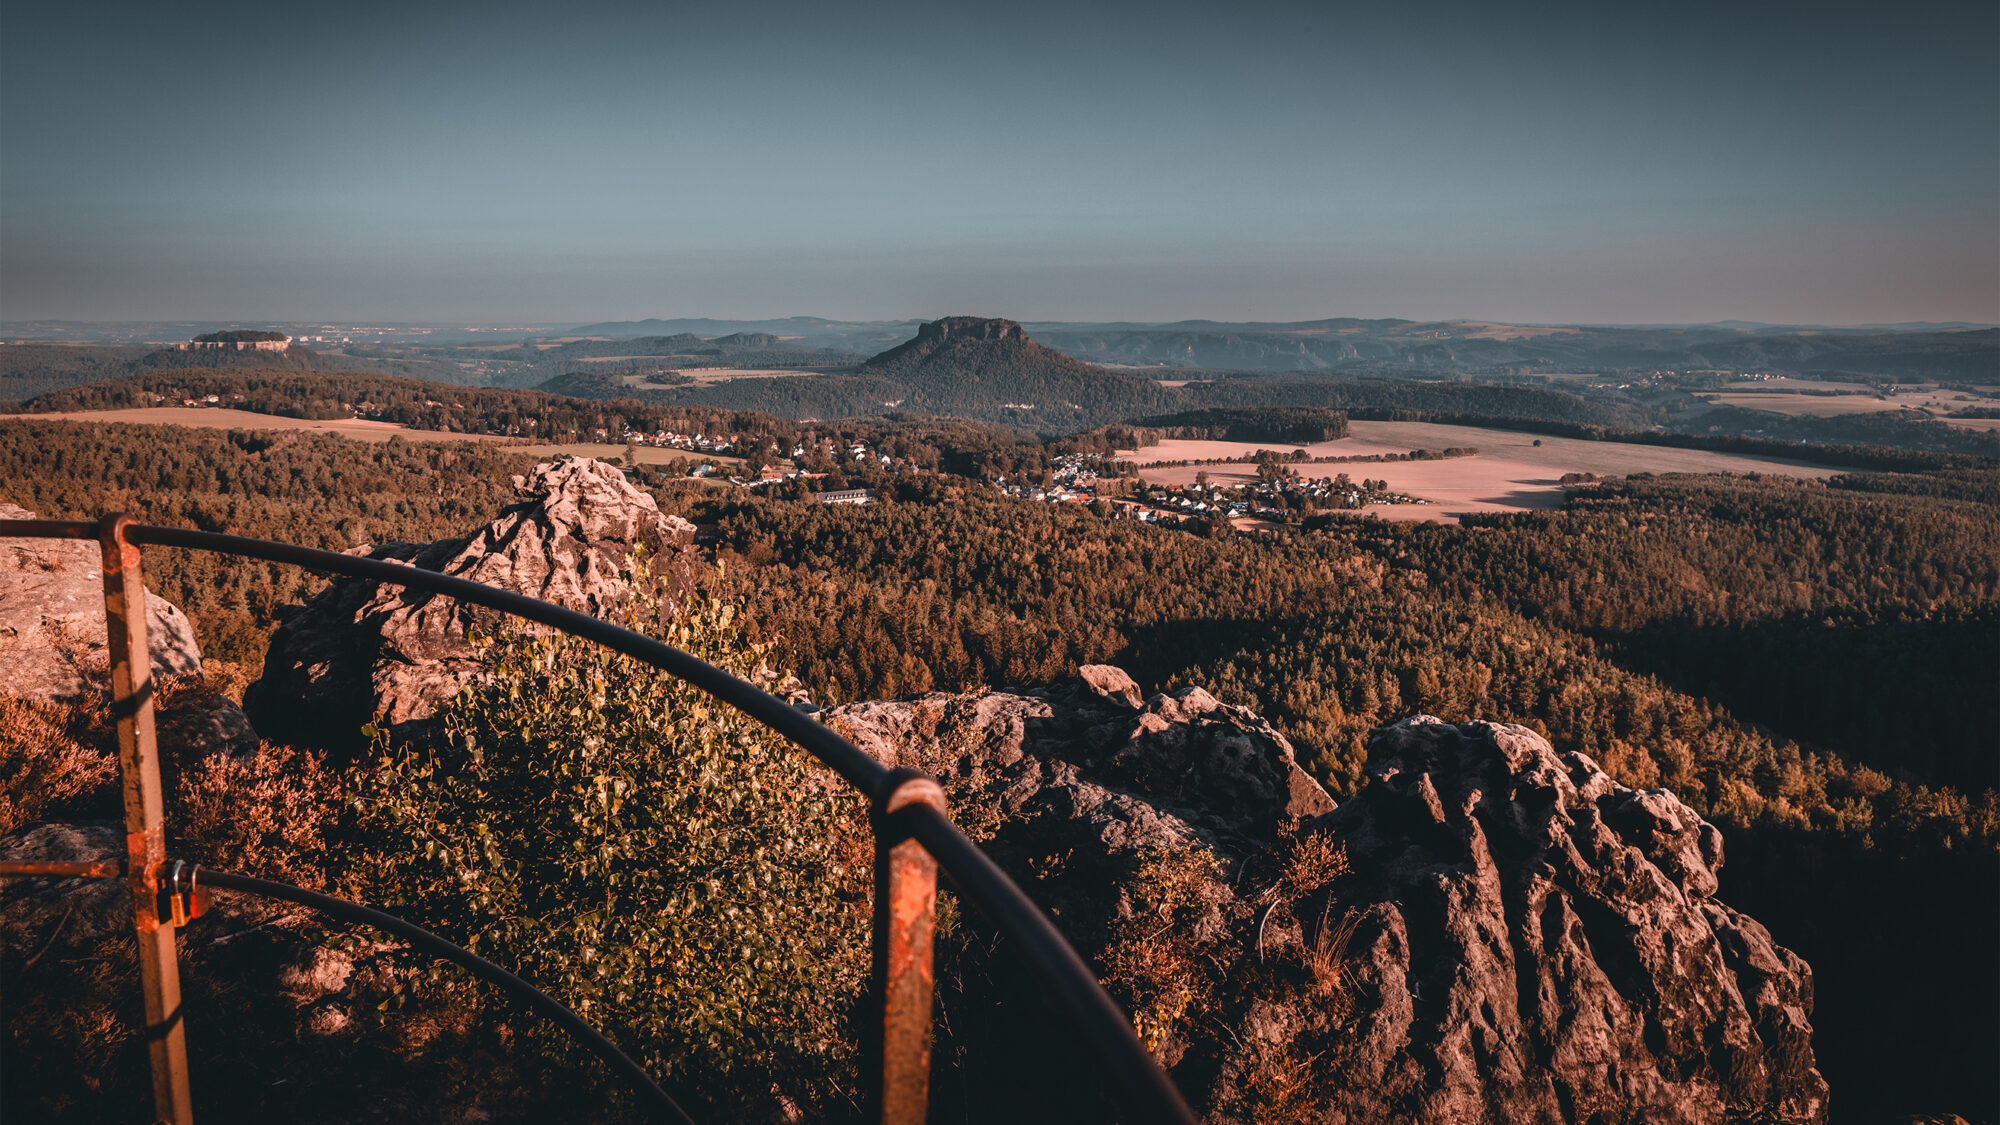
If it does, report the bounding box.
[831,664,1333,846]
[830,678,1827,1125]
[0,502,204,699]
[1318,716,1825,1124]
[245,457,694,750]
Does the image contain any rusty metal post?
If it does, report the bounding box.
[100,513,194,1125]
[869,770,948,1125]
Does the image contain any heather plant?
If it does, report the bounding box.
[344,567,871,1118]
[0,692,115,834]
[172,739,337,889]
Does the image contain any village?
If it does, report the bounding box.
[661,434,1429,527]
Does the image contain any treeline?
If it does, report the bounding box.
[1113,406,1350,444]
[18,370,806,446]
[1135,447,1477,469]
[1674,403,2000,457]
[192,330,289,343]
[1180,377,1656,430]
[1334,405,1998,473]
[0,344,155,404]
[638,362,1657,435]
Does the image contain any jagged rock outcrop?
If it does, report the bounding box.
[830,679,1826,1124]
[0,502,204,699]
[245,457,694,750]
[1319,717,1824,1124]
[832,664,1332,847]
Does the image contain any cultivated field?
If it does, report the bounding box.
[592,366,829,387]
[22,407,517,443]
[1122,421,1849,523]
[10,407,753,468]
[1704,387,1986,418]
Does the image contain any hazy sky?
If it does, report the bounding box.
[3,0,1995,325]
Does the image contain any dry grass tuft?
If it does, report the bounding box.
[1303,905,1362,1016]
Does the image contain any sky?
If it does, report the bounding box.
[3,0,1995,326]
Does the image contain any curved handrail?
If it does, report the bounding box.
[200,868,697,1124]
[19,519,1199,1125]
[0,861,695,1121]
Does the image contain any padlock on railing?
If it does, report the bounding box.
[158,860,210,928]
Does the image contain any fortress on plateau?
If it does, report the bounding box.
[173,330,291,353]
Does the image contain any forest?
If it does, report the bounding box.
[0,413,1995,1119]
[1670,402,2000,456]
[18,370,805,446]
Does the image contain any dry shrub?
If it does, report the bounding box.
[0,693,117,834]
[1241,1036,1327,1123]
[172,740,338,888]
[1283,830,1349,895]
[197,657,257,704]
[1099,840,1224,1056]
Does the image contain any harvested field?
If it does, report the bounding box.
[1704,389,1982,418]
[8,408,752,466]
[19,407,516,443]
[604,367,828,387]
[1122,421,1848,523]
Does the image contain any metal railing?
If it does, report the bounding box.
[0,515,1198,1125]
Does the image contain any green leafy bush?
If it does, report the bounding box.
[344,571,870,1118]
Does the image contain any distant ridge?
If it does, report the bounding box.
[562,316,919,338]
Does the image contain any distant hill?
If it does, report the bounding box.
[518,334,707,361]
[561,316,920,341]
[1032,320,2000,379]
[846,316,1180,425]
[138,343,333,371]
[605,317,1661,433]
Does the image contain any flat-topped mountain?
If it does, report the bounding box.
[860,315,1054,370]
[846,315,1178,423]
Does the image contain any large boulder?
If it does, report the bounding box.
[828,681,1825,1124]
[245,457,694,751]
[0,502,204,699]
